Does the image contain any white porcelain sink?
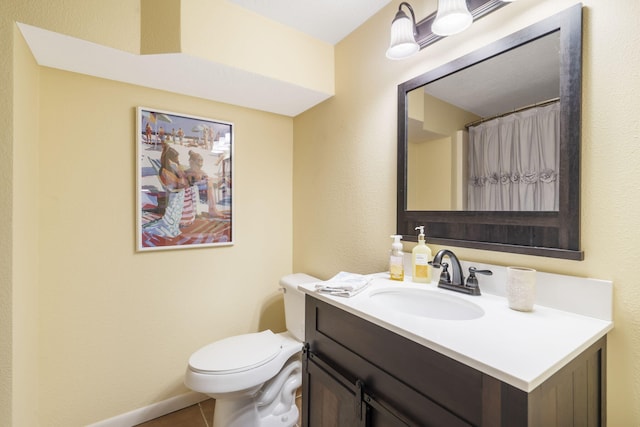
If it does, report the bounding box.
[369,287,484,320]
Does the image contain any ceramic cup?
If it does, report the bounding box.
[506,267,537,312]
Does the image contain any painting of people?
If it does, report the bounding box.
[137,107,233,251]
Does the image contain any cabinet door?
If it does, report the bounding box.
[306,297,475,426]
[304,351,414,427]
[304,353,365,427]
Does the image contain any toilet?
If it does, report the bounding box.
[185,273,318,427]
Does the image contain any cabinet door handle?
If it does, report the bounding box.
[362,391,413,426]
[355,379,364,421]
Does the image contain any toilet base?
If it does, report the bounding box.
[212,358,302,427]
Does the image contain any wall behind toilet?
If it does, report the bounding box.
[35,69,293,425]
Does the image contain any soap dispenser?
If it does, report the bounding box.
[412,226,431,283]
[389,235,404,281]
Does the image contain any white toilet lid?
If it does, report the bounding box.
[189,330,282,374]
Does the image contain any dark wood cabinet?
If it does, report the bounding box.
[302,295,606,427]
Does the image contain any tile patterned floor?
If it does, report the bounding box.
[135,392,302,427]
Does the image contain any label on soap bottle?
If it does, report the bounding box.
[415,253,428,265]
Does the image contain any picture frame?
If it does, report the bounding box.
[136,107,233,251]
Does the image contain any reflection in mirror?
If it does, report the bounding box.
[397,4,583,260]
[407,32,561,212]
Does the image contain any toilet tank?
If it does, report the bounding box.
[279,273,319,342]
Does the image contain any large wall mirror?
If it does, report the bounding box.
[397,4,583,260]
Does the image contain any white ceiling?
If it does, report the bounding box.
[18,1,391,117]
[229,0,390,44]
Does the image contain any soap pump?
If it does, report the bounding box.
[412,226,432,283]
[389,235,404,281]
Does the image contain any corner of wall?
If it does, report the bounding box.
[10,22,40,427]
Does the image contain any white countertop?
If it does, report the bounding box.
[299,270,613,392]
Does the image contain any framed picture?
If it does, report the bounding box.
[136,107,233,251]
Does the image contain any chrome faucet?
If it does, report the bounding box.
[429,249,491,296]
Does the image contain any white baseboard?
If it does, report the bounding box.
[86,391,208,427]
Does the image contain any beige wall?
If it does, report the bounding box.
[36,69,292,425]
[294,0,640,425]
[407,90,477,211]
[180,0,334,96]
[3,1,142,425]
[11,25,41,427]
[408,136,452,210]
[3,1,143,424]
[422,93,478,137]
[4,1,295,426]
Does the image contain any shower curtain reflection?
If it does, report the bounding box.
[467,102,560,211]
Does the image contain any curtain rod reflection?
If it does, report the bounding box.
[465,97,560,129]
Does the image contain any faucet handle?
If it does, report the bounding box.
[439,262,451,284]
[469,267,492,276]
[466,267,492,289]
[428,260,451,283]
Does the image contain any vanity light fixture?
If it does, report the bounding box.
[386,0,512,60]
[386,2,420,60]
[431,0,473,36]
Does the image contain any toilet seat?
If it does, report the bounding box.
[189,330,282,375]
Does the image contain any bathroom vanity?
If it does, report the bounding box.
[299,270,612,427]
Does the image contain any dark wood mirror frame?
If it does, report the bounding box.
[397,4,583,260]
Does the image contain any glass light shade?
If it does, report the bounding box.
[386,14,419,60]
[432,0,473,36]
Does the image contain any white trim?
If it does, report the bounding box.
[86,391,208,427]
